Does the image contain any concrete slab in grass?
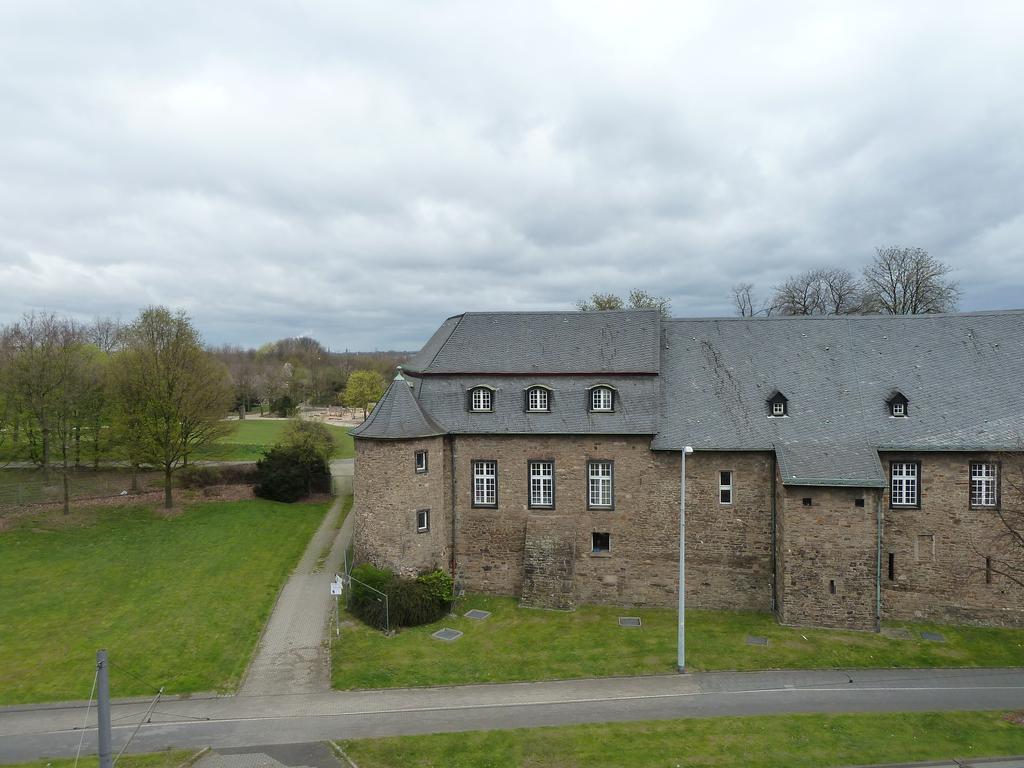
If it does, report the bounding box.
[921,631,945,642]
[464,609,491,620]
[881,627,913,641]
[432,628,463,642]
[618,617,642,628]
[746,635,769,646]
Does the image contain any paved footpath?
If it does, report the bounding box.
[241,467,354,696]
[1,668,1023,762]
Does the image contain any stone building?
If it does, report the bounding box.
[351,309,1024,630]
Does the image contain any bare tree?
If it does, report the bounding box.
[772,268,864,315]
[731,282,775,317]
[626,289,672,318]
[111,307,234,508]
[862,247,961,314]
[577,289,672,317]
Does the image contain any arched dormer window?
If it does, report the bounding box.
[887,391,909,418]
[767,391,788,417]
[524,385,552,413]
[588,384,616,413]
[468,385,495,413]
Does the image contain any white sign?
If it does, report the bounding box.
[331,582,343,595]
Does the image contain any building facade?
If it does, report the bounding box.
[352,310,1024,630]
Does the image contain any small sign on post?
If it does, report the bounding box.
[331,574,343,636]
[330,581,343,596]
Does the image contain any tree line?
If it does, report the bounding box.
[732,246,961,317]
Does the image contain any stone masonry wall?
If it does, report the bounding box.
[880,451,1024,627]
[451,435,774,611]
[777,484,882,631]
[352,435,450,576]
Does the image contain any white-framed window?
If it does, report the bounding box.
[588,461,613,508]
[527,387,549,412]
[890,462,919,507]
[529,461,554,507]
[591,531,610,553]
[590,387,613,412]
[891,401,906,417]
[473,460,497,506]
[470,387,493,412]
[416,509,430,533]
[970,462,998,508]
[719,470,733,504]
[772,400,785,416]
[415,450,428,473]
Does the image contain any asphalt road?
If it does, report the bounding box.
[2,668,1022,762]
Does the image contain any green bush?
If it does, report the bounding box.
[282,420,335,463]
[178,464,258,489]
[254,444,331,502]
[348,564,451,629]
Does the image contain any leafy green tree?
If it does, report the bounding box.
[342,370,386,418]
[282,419,335,464]
[576,289,672,318]
[110,307,234,508]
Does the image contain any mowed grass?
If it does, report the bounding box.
[198,419,354,461]
[332,595,1024,689]
[338,710,1024,768]
[1,751,193,768]
[0,499,327,705]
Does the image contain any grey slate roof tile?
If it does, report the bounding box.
[350,373,445,440]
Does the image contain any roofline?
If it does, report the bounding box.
[663,308,1024,323]
[405,370,660,377]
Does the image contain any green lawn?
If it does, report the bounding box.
[198,419,354,461]
[0,498,327,705]
[332,595,1024,690]
[338,710,1024,768]
[1,751,193,768]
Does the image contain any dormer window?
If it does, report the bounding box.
[525,386,551,413]
[589,385,615,412]
[468,386,494,412]
[888,392,909,418]
[767,392,788,417]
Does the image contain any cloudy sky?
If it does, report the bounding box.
[2,2,1022,350]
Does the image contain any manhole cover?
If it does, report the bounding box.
[464,609,491,620]
[618,617,642,627]
[746,635,769,646]
[921,631,945,642]
[431,628,463,642]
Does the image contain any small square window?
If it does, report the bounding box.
[772,401,785,416]
[891,401,905,417]
[802,497,812,506]
[415,450,428,473]
[855,498,865,508]
[416,509,430,533]
[592,532,610,553]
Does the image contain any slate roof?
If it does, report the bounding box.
[404,310,662,374]
[356,309,1024,487]
[350,372,445,440]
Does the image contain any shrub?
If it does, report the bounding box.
[254,444,331,502]
[271,395,296,418]
[281,420,334,464]
[348,564,451,629]
[178,464,258,489]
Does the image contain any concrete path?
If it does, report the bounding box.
[239,492,354,696]
[2,668,1023,762]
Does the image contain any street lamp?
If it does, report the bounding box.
[678,445,693,673]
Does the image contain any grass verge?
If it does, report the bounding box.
[198,419,353,461]
[0,498,327,705]
[332,595,1024,690]
[0,750,194,768]
[338,710,1024,768]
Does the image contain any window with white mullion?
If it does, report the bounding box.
[473,460,497,506]
[588,461,613,508]
[891,462,918,507]
[471,388,492,411]
[591,387,613,412]
[970,462,998,507]
[529,461,554,507]
[719,470,733,505]
[528,388,548,412]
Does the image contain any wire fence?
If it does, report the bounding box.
[0,469,164,510]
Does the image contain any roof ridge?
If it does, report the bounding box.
[664,308,1024,323]
[420,313,464,372]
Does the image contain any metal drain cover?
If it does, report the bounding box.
[920,631,945,642]
[746,635,769,646]
[431,628,463,642]
[464,609,491,620]
[618,617,642,628]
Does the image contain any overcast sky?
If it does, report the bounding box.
[2,2,1022,350]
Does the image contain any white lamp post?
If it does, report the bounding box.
[678,445,693,673]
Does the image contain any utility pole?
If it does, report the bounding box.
[678,446,693,673]
[97,650,113,768]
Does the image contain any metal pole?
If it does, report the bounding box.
[678,446,693,673]
[96,649,113,768]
